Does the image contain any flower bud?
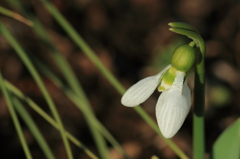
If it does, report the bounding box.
[171,44,196,72]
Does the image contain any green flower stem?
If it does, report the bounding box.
[0,74,32,159]
[169,22,205,159]
[0,23,73,159]
[0,6,33,26]
[39,0,188,158]
[189,41,196,47]
[12,97,55,159]
[4,80,99,159]
[193,48,205,159]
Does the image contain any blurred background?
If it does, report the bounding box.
[0,0,240,158]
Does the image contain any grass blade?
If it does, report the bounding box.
[32,18,109,159]
[34,57,130,159]
[1,1,108,159]
[4,79,99,159]
[0,6,33,26]
[0,73,32,159]
[12,97,55,159]
[0,22,73,159]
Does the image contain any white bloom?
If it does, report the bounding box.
[121,65,191,138]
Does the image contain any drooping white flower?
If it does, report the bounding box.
[121,44,195,138]
[121,65,191,138]
[155,71,191,138]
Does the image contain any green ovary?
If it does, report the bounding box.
[171,44,196,72]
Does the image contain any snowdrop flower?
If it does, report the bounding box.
[121,44,196,138]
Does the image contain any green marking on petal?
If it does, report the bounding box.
[159,86,166,91]
[158,67,177,91]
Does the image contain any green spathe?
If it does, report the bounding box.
[171,44,196,72]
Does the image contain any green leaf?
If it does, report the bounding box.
[212,118,240,159]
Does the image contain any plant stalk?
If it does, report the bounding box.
[193,45,205,159]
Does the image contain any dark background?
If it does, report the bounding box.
[0,0,240,158]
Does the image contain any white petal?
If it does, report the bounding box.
[182,81,191,107]
[154,65,171,81]
[121,65,171,107]
[170,71,185,92]
[155,71,191,138]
